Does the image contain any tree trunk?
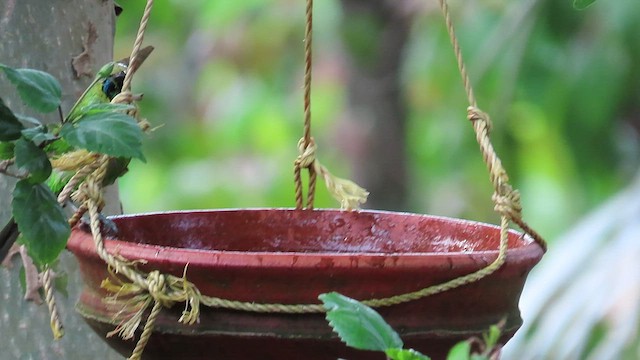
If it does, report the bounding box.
[1,1,121,358]
[339,0,414,211]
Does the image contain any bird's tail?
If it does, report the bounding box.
[0,217,19,262]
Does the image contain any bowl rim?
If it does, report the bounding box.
[68,208,544,270]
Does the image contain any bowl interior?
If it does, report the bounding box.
[103,209,531,254]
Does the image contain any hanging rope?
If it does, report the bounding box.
[121,0,154,93]
[294,0,318,210]
[293,0,369,210]
[438,0,546,251]
[42,267,64,339]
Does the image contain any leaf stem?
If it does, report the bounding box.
[57,105,64,123]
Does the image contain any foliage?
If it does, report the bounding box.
[319,292,503,360]
[12,180,69,264]
[113,0,639,242]
[573,0,598,10]
[320,292,404,352]
[0,64,142,265]
[60,112,144,160]
[0,65,61,113]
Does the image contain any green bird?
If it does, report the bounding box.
[0,46,153,262]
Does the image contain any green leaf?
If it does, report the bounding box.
[573,0,596,10]
[483,324,501,349]
[0,97,24,140]
[14,138,52,182]
[319,292,403,352]
[16,114,43,127]
[21,126,57,145]
[0,64,62,113]
[60,112,144,160]
[386,348,431,360]
[446,341,471,360]
[0,142,15,159]
[12,180,70,265]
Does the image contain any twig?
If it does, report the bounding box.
[19,245,43,304]
[0,159,27,179]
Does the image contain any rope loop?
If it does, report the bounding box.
[492,186,522,222]
[295,137,317,169]
[146,271,169,304]
[467,106,493,135]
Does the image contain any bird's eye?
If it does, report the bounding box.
[102,78,118,100]
[102,72,126,100]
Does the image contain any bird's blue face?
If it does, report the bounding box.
[102,71,126,100]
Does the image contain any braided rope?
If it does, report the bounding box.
[42,267,64,339]
[57,160,103,205]
[121,0,153,93]
[438,0,547,251]
[439,0,476,108]
[41,149,104,339]
[302,0,313,147]
[127,283,164,360]
[294,0,316,210]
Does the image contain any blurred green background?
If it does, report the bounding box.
[114,0,639,242]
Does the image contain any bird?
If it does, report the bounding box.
[0,46,153,262]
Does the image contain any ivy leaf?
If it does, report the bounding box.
[319,292,403,352]
[0,97,24,141]
[12,180,70,265]
[446,341,471,360]
[386,348,431,360]
[0,142,15,159]
[60,112,145,160]
[0,64,62,113]
[573,0,596,10]
[14,138,52,183]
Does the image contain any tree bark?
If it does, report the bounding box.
[1,1,121,358]
[339,0,414,211]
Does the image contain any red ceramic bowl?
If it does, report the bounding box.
[67,208,543,360]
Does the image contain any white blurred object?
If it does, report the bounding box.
[503,173,640,360]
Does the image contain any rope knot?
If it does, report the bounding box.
[467,106,493,134]
[111,91,143,122]
[51,150,99,171]
[492,185,522,221]
[146,271,166,295]
[111,91,143,106]
[79,177,105,212]
[295,137,317,169]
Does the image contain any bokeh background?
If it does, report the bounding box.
[115,0,639,239]
[111,2,640,357]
